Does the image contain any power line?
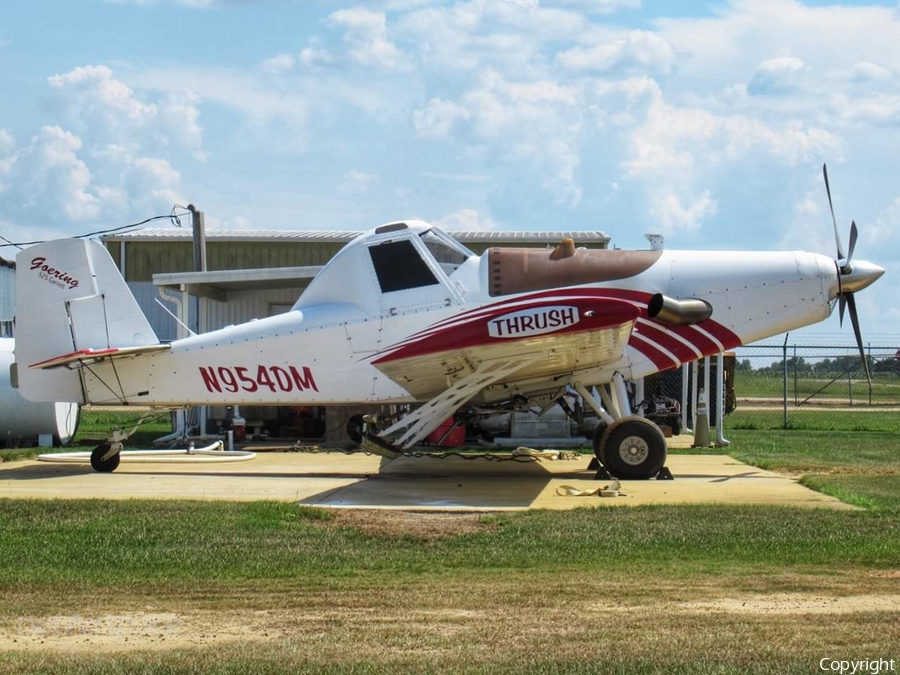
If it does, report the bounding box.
[0,205,189,249]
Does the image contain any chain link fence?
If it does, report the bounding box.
[729,342,900,432]
[641,342,900,434]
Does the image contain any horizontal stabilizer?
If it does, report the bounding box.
[30,344,171,370]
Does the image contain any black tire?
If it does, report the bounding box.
[90,444,121,473]
[591,422,609,464]
[346,415,365,444]
[599,417,667,480]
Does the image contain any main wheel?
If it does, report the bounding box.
[599,417,667,480]
[90,444,121,473]
[346,415,365,444]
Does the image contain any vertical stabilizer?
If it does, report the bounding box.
[15,239,159,403]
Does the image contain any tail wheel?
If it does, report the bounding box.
[600,416,667,480]
[90,444,121,473]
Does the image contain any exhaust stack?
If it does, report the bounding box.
[648,294,712,326]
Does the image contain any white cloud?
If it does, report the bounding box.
[649,190,716,234]
[159,90,205,160]
[48,66,156,141]
[396,0,585,73]
[412,70,583,207]
[0,130,15,190]
[794,190,821,217]
[420,171,487,182]
[338,170,379,195]
[831,92,900,127]
[615,83,842,233]
[14,126,101,221]
[125,157,183,214]
[261,53,296,74]
[655,0,900,86]
[624,97,841,180]
[325,8,408,70]
[436,207,498,231]
[847,60,894,83]
[299,42,335,69]
[553,0,640,12]
[591,76,663,128]
[747,56,806,95]
[412,98,471,137]
[103,0,213,6]
[871,197,900,244]
[1,124,187,229]
[0,65,199,238]
[47,65,204,158]
[130,66,314,150]
[557,30,676,74]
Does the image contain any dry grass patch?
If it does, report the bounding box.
[324,509,496,539]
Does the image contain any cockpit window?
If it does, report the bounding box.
[369,239,439,293]
[419,229,473,274]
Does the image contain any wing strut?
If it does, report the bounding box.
[378,355,540,450]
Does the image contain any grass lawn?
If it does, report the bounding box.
[0,408,898,673]
[0,408,172,465]
[734,370,900,405]
[0,500,898,674]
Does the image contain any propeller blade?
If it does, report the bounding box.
[838,293,846,327]
[845,293,871,387]
[823,163,845,261]
[845,220,858,270]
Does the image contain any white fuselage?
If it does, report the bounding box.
[75,247,837,407]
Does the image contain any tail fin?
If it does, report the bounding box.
[15,238,158,403]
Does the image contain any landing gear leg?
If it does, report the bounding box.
[88,408,173,473]
[588,421,609,473]
[597,416,667,480]
[90,442,122,473]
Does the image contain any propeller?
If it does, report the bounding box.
[822,164,879,386]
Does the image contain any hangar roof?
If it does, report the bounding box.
[105,228,610,245]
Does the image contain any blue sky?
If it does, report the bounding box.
[1,0,898,342]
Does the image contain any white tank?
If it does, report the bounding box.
[0,338,79,445]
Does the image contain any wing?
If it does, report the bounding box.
[371,295,641,400]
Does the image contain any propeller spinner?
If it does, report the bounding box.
[822,164,885,384]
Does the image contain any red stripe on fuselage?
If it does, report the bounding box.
[629,334,680,371]
[633,321,699,364]
[371,285,744,365]
[371,297,640,365]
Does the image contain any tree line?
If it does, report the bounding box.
[735,355,899,375]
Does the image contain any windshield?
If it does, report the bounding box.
[419,229,473,274]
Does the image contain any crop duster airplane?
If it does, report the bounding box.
[13,167,884,478]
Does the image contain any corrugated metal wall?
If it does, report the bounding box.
[111,242,345,282]
[130,282,304,341]
[107,237,609,283]
[0,267,15,322]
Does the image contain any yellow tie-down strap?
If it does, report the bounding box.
[556,481,626,498]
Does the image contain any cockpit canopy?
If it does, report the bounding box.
[293,221,476,315]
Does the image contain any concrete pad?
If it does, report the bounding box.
[0,449,851,511]
[0,453,384,503]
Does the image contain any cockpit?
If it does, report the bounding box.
[293,221,477,315]
[367,226,474,294]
